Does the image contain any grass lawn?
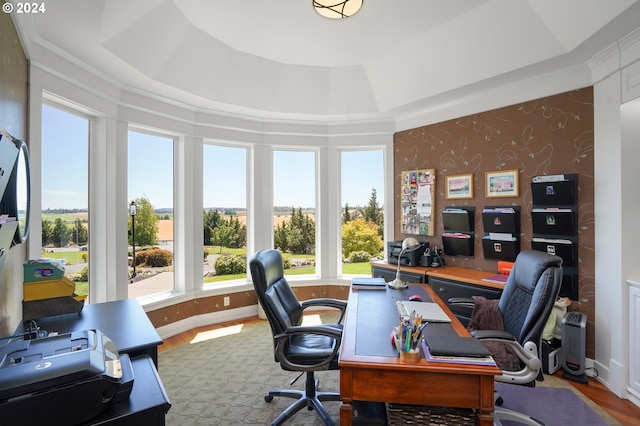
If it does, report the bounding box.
[203,261,372,283]
[48,246,374,286]
[41,250,87,264]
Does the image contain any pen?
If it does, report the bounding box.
[414,322,428,342]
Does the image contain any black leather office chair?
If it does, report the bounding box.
[450,250,563,426]
[249,249,347,426]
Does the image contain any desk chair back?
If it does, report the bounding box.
[499,250,563,349]
[250,250,304,354]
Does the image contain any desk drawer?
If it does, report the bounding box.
[371,266,425,284]
[430,277,502,325]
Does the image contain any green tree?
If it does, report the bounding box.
[274,222,289,252]
[343,203,352,223]
[273,207,315,254]
[42,219,53,246]
[51,218,71,247]
[73,218,88,245]
[341,218,383,257]
[211,224,237,254]
[286,227,305,254]
[227,215,246,248]
[203,210,224,245]
[363,188,384,236]
[129,197,158,246]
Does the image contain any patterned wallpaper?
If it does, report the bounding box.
[393,87,596,357]
[0,12,28,336]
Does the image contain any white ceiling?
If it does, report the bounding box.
[11,0,640,120]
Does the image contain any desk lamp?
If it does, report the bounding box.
[388,237,421,289]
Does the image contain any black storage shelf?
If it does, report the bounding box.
[0,135,21,271]
[481,206,520,262]
[441,207,474,257]
[530,174,579,300]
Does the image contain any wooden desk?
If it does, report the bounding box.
[338,284,501,426]
[371,262,505,325]
[370,260,505,290]
[18,299,163,367]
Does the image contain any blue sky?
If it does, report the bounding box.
[42,105,384,210]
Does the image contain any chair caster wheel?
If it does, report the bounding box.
[265,395,274,402]
[496,396,503,406]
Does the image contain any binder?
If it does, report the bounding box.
[531,209,576,235]
[531,238,577,267]
[424,335,491,357]
[351,277,387,290]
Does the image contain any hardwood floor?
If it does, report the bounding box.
[552,370,640,426]
[159,316,640,426]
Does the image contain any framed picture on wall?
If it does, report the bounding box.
[445,173,473,199]
[485,169,519,198]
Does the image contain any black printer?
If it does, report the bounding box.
[0,329,133,426]
[387,240,428,266]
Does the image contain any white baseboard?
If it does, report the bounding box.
[156,305,258,340]
[627,386,640,409]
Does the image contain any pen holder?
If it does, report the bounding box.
[399,349,420,363]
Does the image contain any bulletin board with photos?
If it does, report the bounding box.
[400,169,435,236]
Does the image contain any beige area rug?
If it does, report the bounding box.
[158,314,619,425]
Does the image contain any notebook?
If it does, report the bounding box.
[351,277,387,290]
[425,335,491,358]
[397,301,451,323]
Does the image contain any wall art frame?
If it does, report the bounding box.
[485,169,519,198]
[445,173,474,199]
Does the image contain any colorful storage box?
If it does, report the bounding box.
[23,259,65,282]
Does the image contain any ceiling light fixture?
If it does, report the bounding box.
[313,0,363,19]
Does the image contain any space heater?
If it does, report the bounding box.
[561,312,588,383]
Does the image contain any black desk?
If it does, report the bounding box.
[80,355,171,426]
[18,298,162,367]
[14,299,170,425]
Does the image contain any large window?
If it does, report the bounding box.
[273,150,316,276]
[203,144,248,286]
[341,150,384,275]
[127,130,174,298]
[41,104,90,298]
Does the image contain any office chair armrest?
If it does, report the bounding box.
[471,330,542,384]
[447,297,475,308]
[470,329,516,341]
[301,298,348,323]
[274,325,342,371]
[276,324,343,340]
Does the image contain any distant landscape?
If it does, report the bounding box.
[42,209,316,243]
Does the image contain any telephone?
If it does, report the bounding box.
[420,247,444,267]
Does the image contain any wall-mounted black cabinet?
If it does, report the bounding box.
[530,174,579,300]
[481,206,520,261]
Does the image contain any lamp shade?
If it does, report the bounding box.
[401,237,421,252]
[313,0,363,19]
